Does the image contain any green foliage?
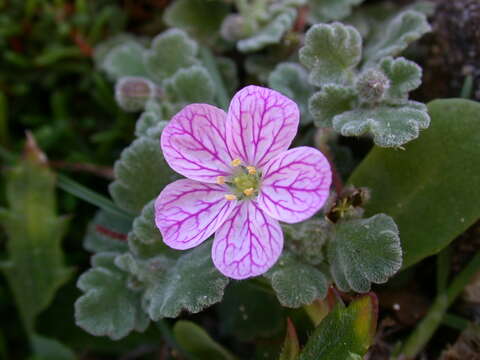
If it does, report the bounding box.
[279,319,300,360]
[75,253,149,340]
[328,214,402,292]
[309,85,357,128]
[380,57,422,100]
[83,210,130,253]
[300,23,362,87]
[0,143,72,333]
[173,321,236,360]
[109,136,178,214]
[349,99,480,267]
[99,40,148,80]
[268,63,315,124]
[299,294,377,359]
[308,0,365,23]
[31,335,75,360]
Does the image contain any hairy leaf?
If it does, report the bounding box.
[332,101,430,147]
[309,0,365,23]
[300,23,362,87]
[299,294,378,359]
[83,210,130,253]
[216,57,239,96]
[164,65,215,106]
[144,29,199,83]
[99,40,148,80]
[75,253,149,340]
[328,215,402,292]
[380,56,422,100]
[309,85,357,128]
[269,63,315,125]
[109,136,177,214]
[349,99,480,268]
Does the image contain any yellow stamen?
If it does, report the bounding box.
[246,166,257,175]
[225,194,237,201]
[231,158,242,167]
[216,176,225,185]
[243,188,254,196]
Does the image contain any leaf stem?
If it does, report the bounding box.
[199,47,230,110]
[400,252,480,358]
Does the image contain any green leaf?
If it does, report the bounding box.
[116,241,229,320]
[309,85,357,128]
[364,10,431,64]
[31,335,75,360]
[238,8,297,53]
[349,99,480,268]
[309,0,365,23]
[109,136,178,214]
[163,0,229,43]
[279,319,300,360]
[173,321,236,360]
[144,29,199,83]
[216,57,239,97]
[164,65,215,106]
[83,210,130,253]
[218,281,284,341]
[269,63,315,125]
[75,253,150,340]
[328,215,402,292]
[0,143,72,333]
[265,253,328,308]
[332,101,430,147]
[380,56,422,100]
[300,23,362,87]
[99,40,148,80]
[134,100,168,138]
[299,294,378,359]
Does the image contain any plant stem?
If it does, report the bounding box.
[400,252,480,358]
[156,320,198,360]
[199,47,230,110]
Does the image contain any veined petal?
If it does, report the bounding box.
[212,201,283,279]
[226,85,299,169]
[155,179,236,250]
[257,147,332,223]
[161,104,232,183]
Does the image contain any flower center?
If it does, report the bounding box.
[219,159,261,200]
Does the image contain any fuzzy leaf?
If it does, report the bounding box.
[144,29,199,83]
[164,65,215,106]
[380,56,422,100]
[328,215,402,293]
[332,101,430,147]
[83,210,130,253]
[364,10,431,64]
[217,57,239,96]
[269,63,315,125]
[163,0,229,43]
[99,40,148,80]
[238,8,297,53]
[309,0,365,23]
[299,294,378,359]
[349,99,480,268]
[300,23,362,87]
[75,253,149,340]
[116,242,229,320]
[309,85,357,128]
[173,321,236,360]
[31,335,75,360]
[265,253,328,308]
[110,137,177,214]
[134,100,167,138]
[0,146,72,333]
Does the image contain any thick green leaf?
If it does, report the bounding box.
[75,253,149,340]
[364,10,430,64]
[299,294,378,359]
[309,0,365,23]
[300,23,362,87]
[164,65,215,106]
[349,99,480,267]
[265,253,328,308]
[380,56,422,100]
[31,335,75,360]
[116,242,229,320]
[99,40,148,80]
[163,0,229,43]
[328,214,402,292]
[269,63,315,125]
[173,321,236,360]
[309,85,357,128]
[332,101,430,147]
[0,143,72,333]
[144,29,199,83]
[83,210,130,253]
[109,136,178,214]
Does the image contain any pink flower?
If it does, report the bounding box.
[155,85,332,279]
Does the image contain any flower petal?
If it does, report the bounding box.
[212,201,283,279]
[257,147,332,223]
[161,104,232,183]
[226,85,299,169]
[155,179,236,250]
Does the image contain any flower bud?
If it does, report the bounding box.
[356,69,390,104]
[115,77,161,112]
